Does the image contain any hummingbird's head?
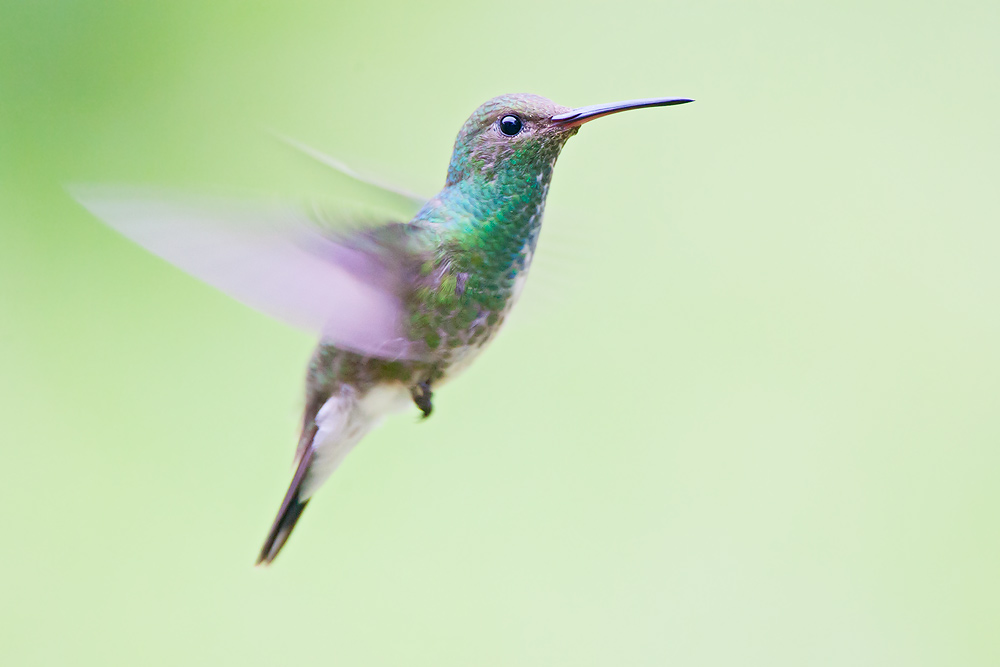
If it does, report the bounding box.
[445,93,576,188]
[444,93,694,189]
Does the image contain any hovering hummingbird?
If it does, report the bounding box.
[75,93,692,564]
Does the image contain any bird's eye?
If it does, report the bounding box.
[498,115,523,136]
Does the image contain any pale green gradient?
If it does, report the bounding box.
[2,1,999,665]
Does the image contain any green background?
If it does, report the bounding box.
[2,1,998,664]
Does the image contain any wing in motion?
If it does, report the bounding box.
[72,187,429,361]
[272,132,428,217]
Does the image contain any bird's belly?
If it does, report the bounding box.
[357,381,413,417]
[434,287,525,385]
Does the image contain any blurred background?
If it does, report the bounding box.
[2,1,998,665]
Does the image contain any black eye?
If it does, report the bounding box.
[498,115,523,136]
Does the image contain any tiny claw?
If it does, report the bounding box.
[411,380,433,419]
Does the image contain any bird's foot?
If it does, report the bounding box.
[411,381,433,419]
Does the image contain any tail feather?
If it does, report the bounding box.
[256,446,315,566]
[256,383,377,565]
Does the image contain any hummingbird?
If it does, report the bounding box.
[75,93,692,565]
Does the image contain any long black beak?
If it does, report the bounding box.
[551,97,693,126]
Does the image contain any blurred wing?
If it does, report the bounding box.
[72,187,427,361]
[272,133,428,219]
[501,209,597,331]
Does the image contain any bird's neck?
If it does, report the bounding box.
[419,162,558,278]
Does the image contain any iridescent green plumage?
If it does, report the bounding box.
[305,95,579,402]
